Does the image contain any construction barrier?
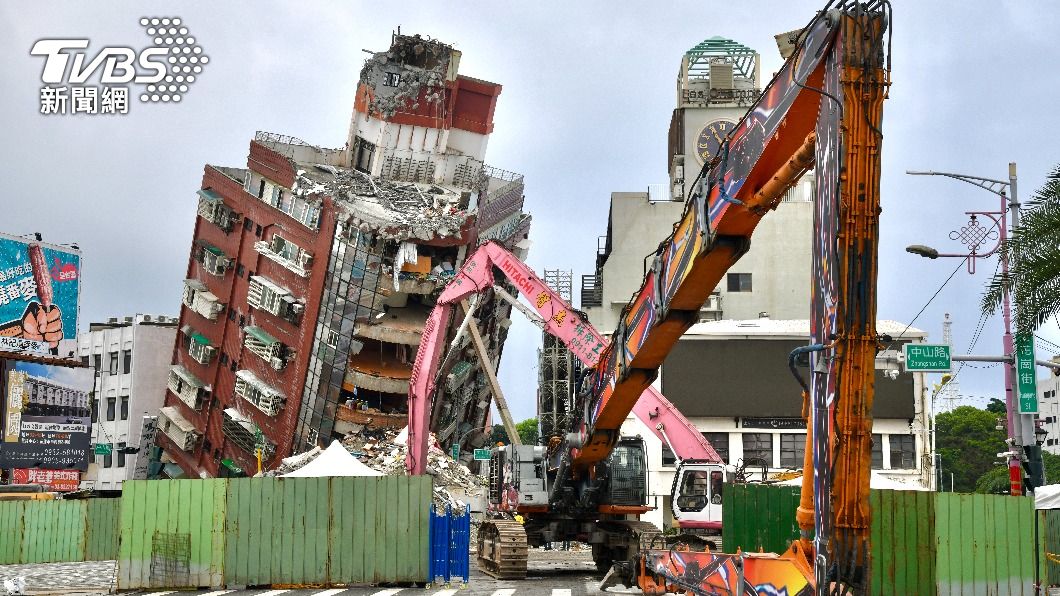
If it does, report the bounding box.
[115,476,431,589]
[723,483,1038,595]
[0,498,120,565]
[428,503,470,586]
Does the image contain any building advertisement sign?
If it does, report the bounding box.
[11,468,80,491]
[1016,333,1038,414]
[131,415,158,480]
[1,361,93,470]
[0,233,81,354]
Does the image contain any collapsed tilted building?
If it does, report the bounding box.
[157,32,530,478]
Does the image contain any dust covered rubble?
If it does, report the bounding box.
[270,427,485,510]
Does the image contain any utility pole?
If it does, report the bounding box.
[906,162,1045,494]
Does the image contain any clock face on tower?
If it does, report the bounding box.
[695,119,737,164]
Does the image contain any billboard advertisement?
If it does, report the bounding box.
[2,360,93,471]
[11,468,80,491]
[0,233,81,354]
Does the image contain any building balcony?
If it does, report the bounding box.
[197,242,232,277]
[344,340,412,395]
[234,369,285,416]
[254,238,312,277]
[197,189,238,233]
[222,407,275,457]
[167,365,207,410]
[183,327,216,365]
[247,275,304,323]
[378,271,446,295]
[243,326,290,370]
[158,405,200,451]
[182,279,225,320]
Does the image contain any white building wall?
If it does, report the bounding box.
[1039,371,1060,455]
[77,315,176,491]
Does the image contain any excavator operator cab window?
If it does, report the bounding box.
[710,470,723,505]
[676,470,709,512]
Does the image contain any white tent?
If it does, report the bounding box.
[1035,484,1060,509]
[282,440,383,478]
[777,470,930,491]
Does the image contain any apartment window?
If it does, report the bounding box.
[780,433,806,468]
[871,433,883,468]
[116,442,126,468]
[81,355,89,366]
[255,224,263,237]
[108,352,119,375]
[122,350,132,374]
[889,434,916,469]
[727,273,752,292]
[383,71,401,87]
[243,217,254,232]
[92,354,101,371]
[106,397,116,421]
[661,444,676,467]
[91,398,98,423]
[258,179,267,199]
[103,446,113,469]
[228,308,237,322]
[120,396,129,421]
[742,433,772,466]
[236,264,245,277]
[702,432,729,463]
[219,352,228,365]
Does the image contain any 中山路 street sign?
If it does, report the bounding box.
[903,343,951,372]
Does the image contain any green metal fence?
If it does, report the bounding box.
[116,476,431,589]
[723,483,1037,594]
[0,498,120,565]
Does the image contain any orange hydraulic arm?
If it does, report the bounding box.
[579,1,890,593]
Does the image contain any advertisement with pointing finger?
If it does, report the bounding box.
[0,232,81,354]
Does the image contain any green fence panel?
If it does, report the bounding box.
[117,479,227,589]
[1042,510,1060,587]
[935,492,1035,595]
[722,483,800,554]
[19,500,86,564]
[85,498,121,561]
[0,501,25,564]
[870,488,935,595]
[328,475,431,585]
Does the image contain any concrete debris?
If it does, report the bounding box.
[272,426,485,510]
[359,34,452,119]
[296,167,471,242]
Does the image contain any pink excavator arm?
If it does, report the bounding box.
[406,241,719,474]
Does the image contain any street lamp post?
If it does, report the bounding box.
[905,163,1040,495]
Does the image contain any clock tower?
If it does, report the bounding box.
[667,37,761,201]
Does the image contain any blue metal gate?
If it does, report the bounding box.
[428,503,470,585]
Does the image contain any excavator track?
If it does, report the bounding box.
[477,519,528,579]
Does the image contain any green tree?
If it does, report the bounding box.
[977,451,1060,494]
[936,405,1007,493]
[490,424,509,445]
[986,398,1007,415]
[981,165,1060,333]
[516,418,539,445]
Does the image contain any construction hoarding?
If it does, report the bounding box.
[0,233,81,354]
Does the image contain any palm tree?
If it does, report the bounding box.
[981,165,1060,333]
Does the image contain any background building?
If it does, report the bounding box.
[77,314,176,490]
[159,32,530,478]
[1036,357,1060,454]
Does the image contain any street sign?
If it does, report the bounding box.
[1015,333,1038,414]
[451,444,460,460]
[93,443,112,456]
[473,448,492,461]
[903,343,951,372]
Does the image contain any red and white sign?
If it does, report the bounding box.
[12,468,80,491]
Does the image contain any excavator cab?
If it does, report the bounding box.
[670,460,726,537]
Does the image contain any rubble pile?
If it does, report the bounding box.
[266,427,485,509]
[343,427,485,509]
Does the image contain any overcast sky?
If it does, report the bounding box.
[2,2,1058,423]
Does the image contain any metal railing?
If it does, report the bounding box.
[581,274,603,308]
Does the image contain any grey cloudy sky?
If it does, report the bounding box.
[2,2,1058,423]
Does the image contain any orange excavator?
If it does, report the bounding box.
[408,0,891,592]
